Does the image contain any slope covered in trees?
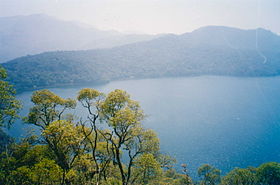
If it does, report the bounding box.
[3,26,280,92]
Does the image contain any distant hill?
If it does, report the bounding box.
[0,14,159,62]
[3,26,280,92]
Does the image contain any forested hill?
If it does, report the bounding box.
[3,26,280,92]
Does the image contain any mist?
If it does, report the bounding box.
[0,0,279,34]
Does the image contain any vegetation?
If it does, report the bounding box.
[0,80,187,184]
[3,26,280,92]
[0,66,21,153]
[0,66,21,128]
[198,164,221,185]
[1,66,280,184]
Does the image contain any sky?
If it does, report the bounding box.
[0,0,279,34]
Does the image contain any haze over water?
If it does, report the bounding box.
[11,76,280,177]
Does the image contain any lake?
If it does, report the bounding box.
[9,76,280,177]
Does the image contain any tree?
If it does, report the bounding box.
[256,162,280,185]
[78,89,163,184]
[77,88,110,183]
[77,89,162,184]
[22,88,185,185]
[24,89,76,129]
[11,159,63,185]
[0,66,21,128]
[0,135,58,185]
[221,168,257,185]
[133,153,162,184]
[25,90,77,184]
[42,120,87,179]
[98,89,161,185]
[180,163,193,185]
[158,154,176,170]
[198,164,221,185]
[30,159,63,185]
[0,129,14,153]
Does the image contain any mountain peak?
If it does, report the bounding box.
[192,25,244,33]
[0,14,158,62]
[191,25,275,35]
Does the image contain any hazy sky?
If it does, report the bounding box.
[0,0,279,34]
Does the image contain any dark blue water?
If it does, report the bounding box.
[9,76,280,177]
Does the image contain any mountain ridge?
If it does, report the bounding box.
[2,25,280,92]
[0,14,160,62]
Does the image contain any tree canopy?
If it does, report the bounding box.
[0,66,21,128]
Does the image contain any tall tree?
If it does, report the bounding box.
[43,120,88,184]
[0,66,21,128]
[77,88,112,183]
[198,164,221,185]
[25,90,77,184]
[256,162,280,185]
[99,89,160,185]
[24,89,76,129]
[221,167,257,185]
[0,66,21,153]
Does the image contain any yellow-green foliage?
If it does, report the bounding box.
[25,89,76,129]
[134,153,162,184]
[0,66,21,128]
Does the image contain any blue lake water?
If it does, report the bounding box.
[9,76,280,177]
